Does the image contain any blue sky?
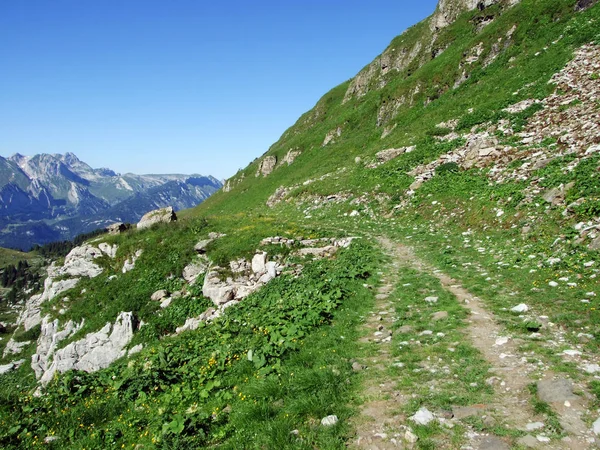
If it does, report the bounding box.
[0,1,438,179]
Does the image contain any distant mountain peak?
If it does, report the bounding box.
[0,151,222,250]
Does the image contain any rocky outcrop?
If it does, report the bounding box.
[98,242,118,258]
[282,149,301,166]
[202,251,283,306]
[323,127,342,146]
[122,249,143,273]
[430,0,517,31]
[31,317,84,379]
[13,242,114,335]
[0,359,25,375]
[183,257,209,284]
[367,146,416,168]
[256,156,277,177]
[136,207,177,230]
[39,312,135,384]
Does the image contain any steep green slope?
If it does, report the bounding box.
[202,0,599,216]
[2,0,600,448]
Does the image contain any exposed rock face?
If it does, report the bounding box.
[175,307,220,334]
[0,359,25,375]
[282,149,301,165]
[53,244,104,278]
[368,146,416,168]
[256,156,277,177]
[122,249,143,273]
[13,242,114,335]
[3,339,30,357]
[98,242,118,258]
[39,312,135,384]
[136,207,177,229]
[323,127,342,146]
[430,0,515,31]
[182,258,209,284]
[31,317,84,379]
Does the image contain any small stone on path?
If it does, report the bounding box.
[517,435,539,448]
[525,422,544,431]
[478,436,510,450]
[537,378,578,403]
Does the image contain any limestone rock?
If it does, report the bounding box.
[98,243,118,258]
[2,339,30,357]
[202,269,236,305]
[107,223,129,235]
[537,378,579,403]
[137,207,177,230]
[252,252,268,275]
[151,290,169,301]
[410,407,435,425]
[256,156,277,177]
[31,316,84,379]
[282,149,301,165]
[40,312,135,384]
[321,415,339,426]
[322,127,342,146]
[0,359,25,375]
[194,239,212,253]
[122,249,143,273]
[56,244,104,278]
[175,307,220,334]
[183,258,209,284]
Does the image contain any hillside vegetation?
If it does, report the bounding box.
[1,0,600,448]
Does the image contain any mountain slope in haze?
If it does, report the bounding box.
[0,152,222,249]
[2,0,600,448]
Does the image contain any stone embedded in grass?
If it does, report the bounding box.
[424,296,439,303]
[510,303,529,313]
[431,311,448,321]
[548,281,559,287]
[582,364,600,374]
[537,378,579,403]
[321,415,338,426]
[562,349,582,357]
[525,422,545,431]
[151,289,169,301]
[410,407,435,425]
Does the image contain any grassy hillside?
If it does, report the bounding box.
[2,0,600,448]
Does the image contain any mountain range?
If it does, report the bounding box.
[0,152,221,249]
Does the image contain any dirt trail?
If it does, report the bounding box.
[351,237,596,449]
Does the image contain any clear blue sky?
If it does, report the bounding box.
[0,0,438,179]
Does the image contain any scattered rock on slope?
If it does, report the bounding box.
[136,206,177,229]
[256,156,277,177]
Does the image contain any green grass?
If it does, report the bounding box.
[2,1,600,448]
